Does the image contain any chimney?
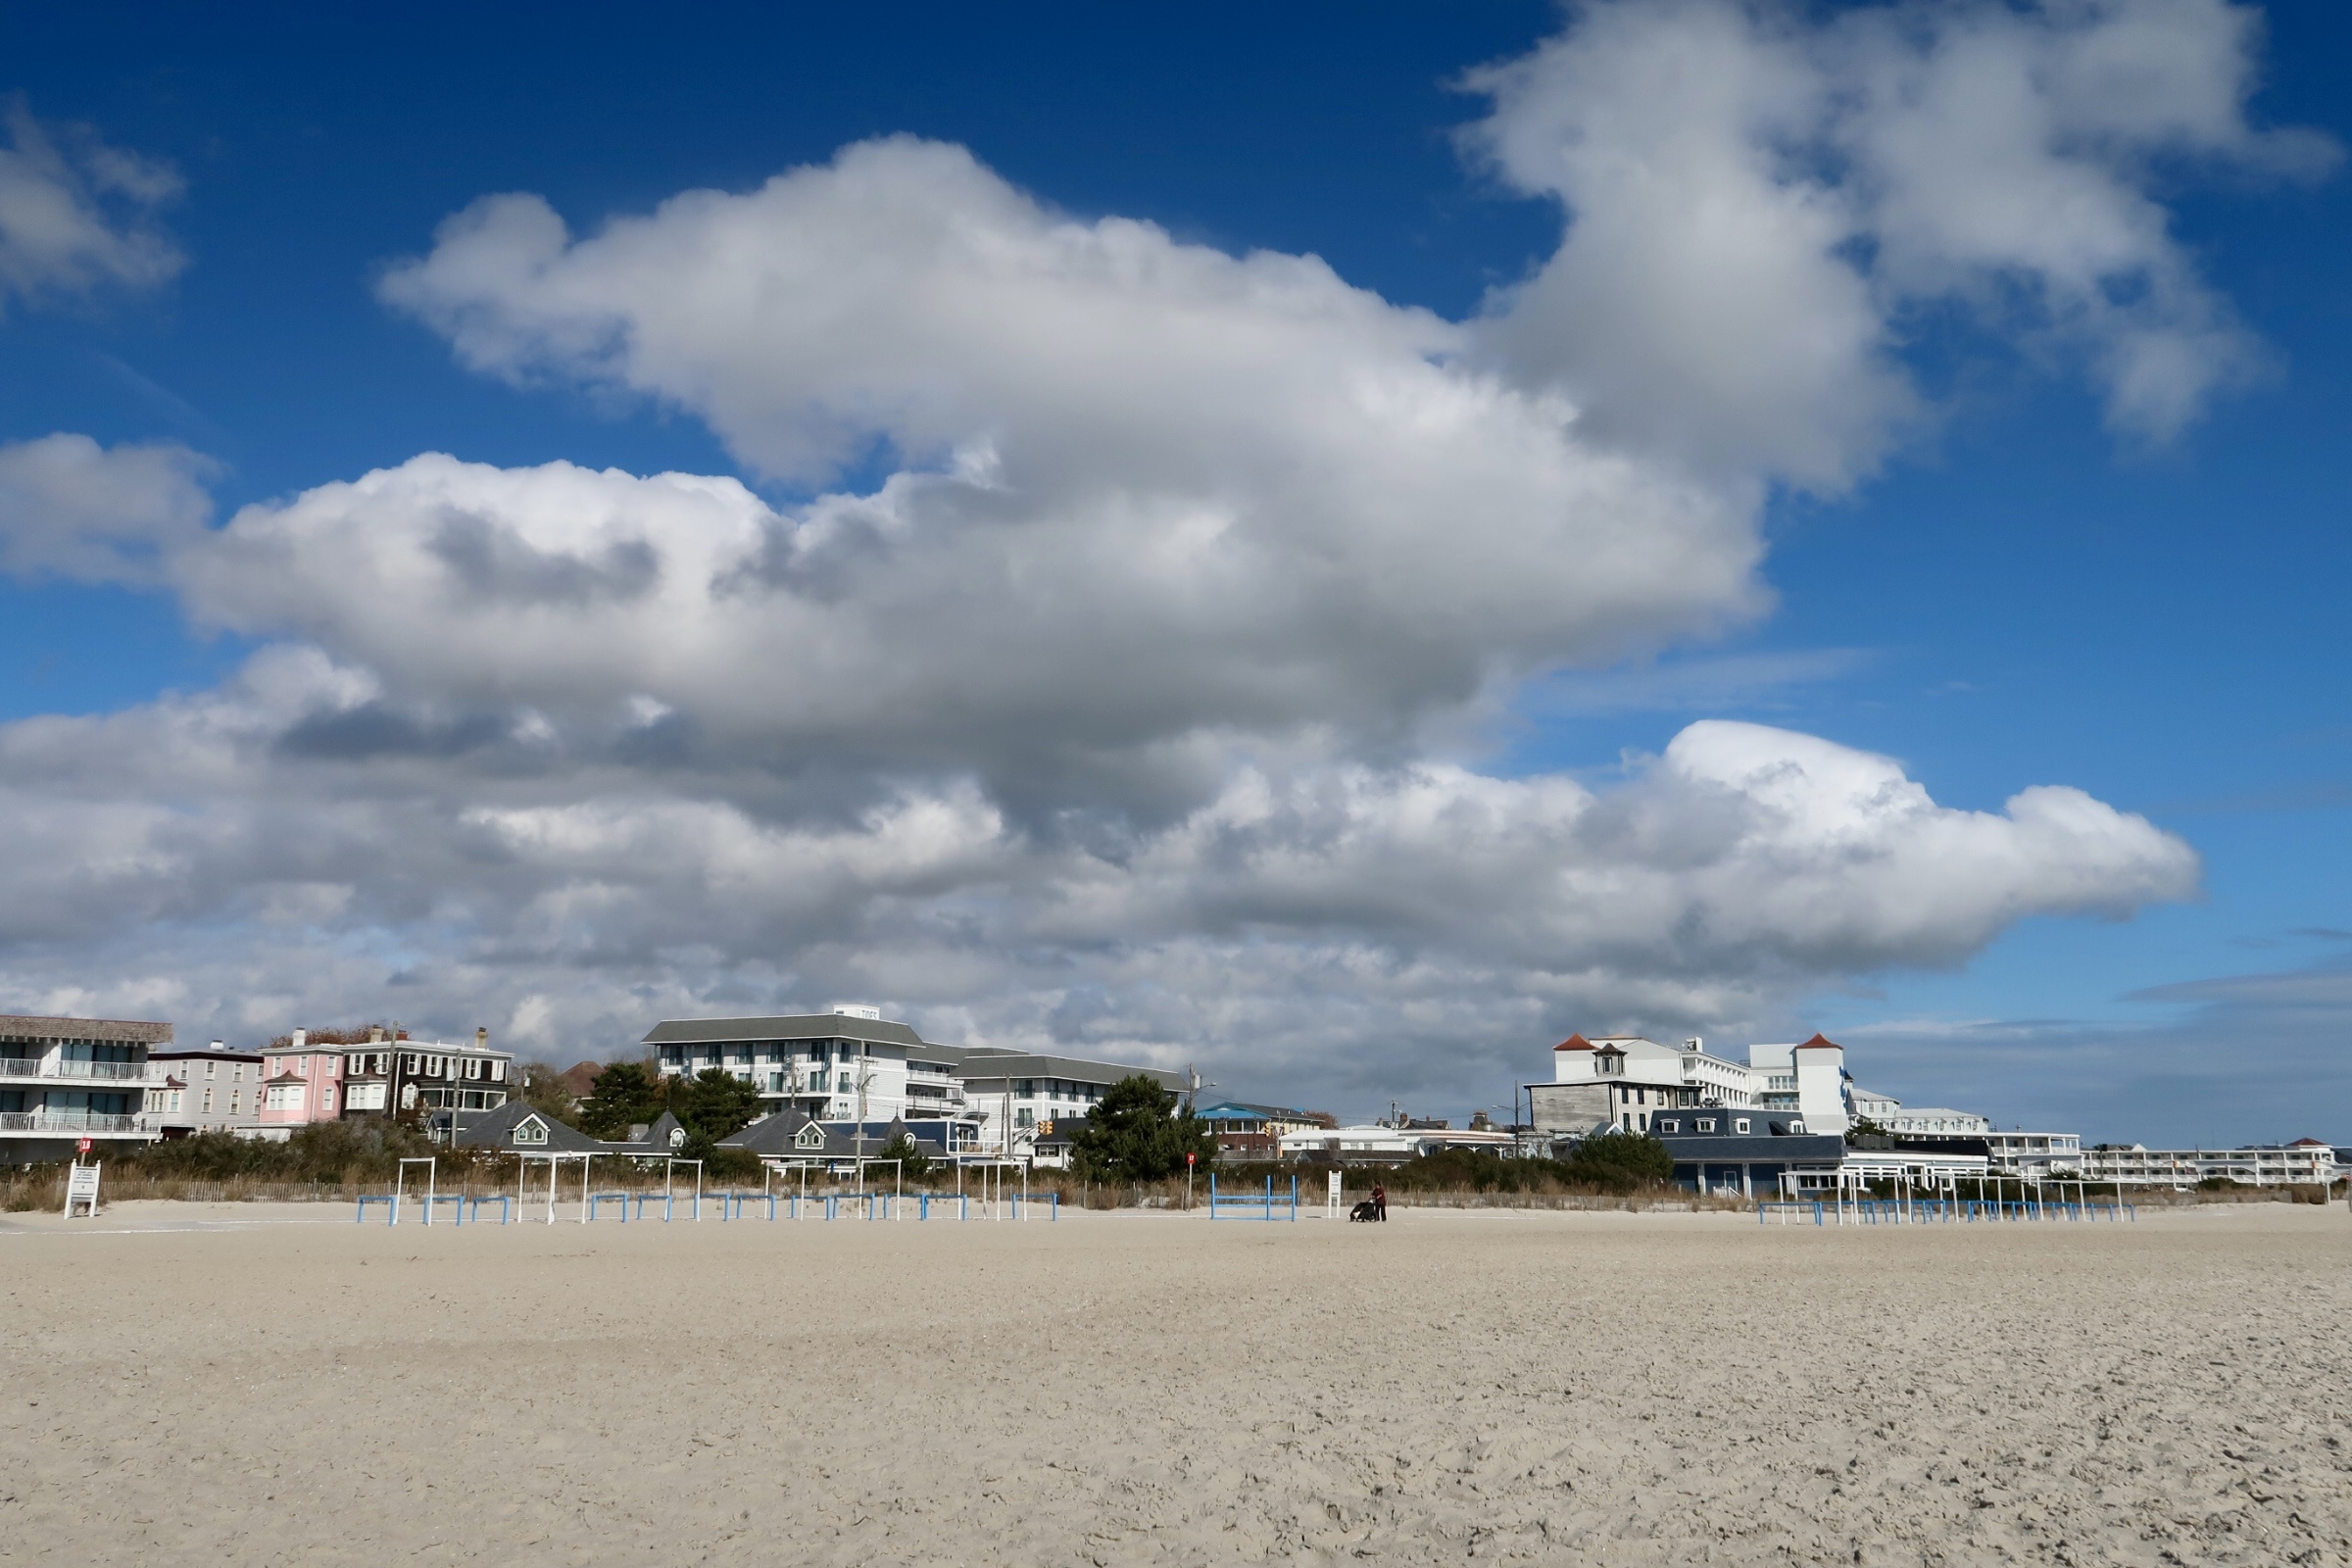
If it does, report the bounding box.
[292,1029,307,1051]
[368,1025,384,1045]
[475,1027,489,1051]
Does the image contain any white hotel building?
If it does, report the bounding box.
[644,1006,1183,1156]
[1529,1032,1854,1138]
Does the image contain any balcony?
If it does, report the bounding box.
[0,1111,148,1135]
[0,1057,153,1083]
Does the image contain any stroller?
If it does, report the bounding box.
[1348,1199,1382,1222]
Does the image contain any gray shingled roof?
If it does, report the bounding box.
[454,1100,609,1153]
[641,1014,927,1050]
[942,1049,1184,1089]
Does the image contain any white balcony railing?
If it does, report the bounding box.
[0,1058,153,1082]
[0,1111,148,1135]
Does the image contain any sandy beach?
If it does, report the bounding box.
[2,1200,2347,1566]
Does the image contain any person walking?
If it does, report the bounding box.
[1371,1181,1387,1222]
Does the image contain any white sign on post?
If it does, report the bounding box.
[1326,1169,1343,1219]
[64,1161,101,1218]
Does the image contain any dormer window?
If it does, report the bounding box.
[514,1117,548,1146]
[795,1124,825,1150]
[1696,1117,1716,1132]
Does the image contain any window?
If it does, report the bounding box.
[1696,1118,1715,1132]
[1735,1118,1750,1135]
[203,1089,215,1112]
[514,1117,547,1146]
[402,1054,419,1074]
[230,1091,242,1114]
[488,1060,506,1082]
[233,1064,245,1082]
[796,1124,825,1150]
[206,1060,218,1080]
[1657,1119,1679,1133]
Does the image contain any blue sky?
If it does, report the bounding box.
[1,0,2346,1142]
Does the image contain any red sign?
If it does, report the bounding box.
[1186,1152,1196,1166]
[75,1137,92,1156]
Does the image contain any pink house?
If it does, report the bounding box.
[255,1028,363,1137]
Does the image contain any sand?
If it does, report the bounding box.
[2,1200,2348,1566]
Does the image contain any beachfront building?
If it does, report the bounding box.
[0,1013,168,1162]
[146,1041,268,1138]
[254,1030,357,1137]
[1536,1032,1854,1137]
[643,1006,972,1126]
[1647,1114,1847,1198]
[1277,1123,1515,1165]
[456,1099,611,1154]
[722,1110,971,1170]
[1985,1131,2085,1176]
[1195,1100,1336,1160]
[950,1049,1188,1160]
[2080,1141,2337,1189]
[338,1028,513,1119]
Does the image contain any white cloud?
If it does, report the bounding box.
[0,433,216,584]
[0,99,183,313]
[0,636,2197,1102]
[1463,0,2332,484]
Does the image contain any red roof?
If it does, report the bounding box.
[1794,1033,1841,1051]
[2289,1137,2329,1147]
[1553,1033,1593,1052]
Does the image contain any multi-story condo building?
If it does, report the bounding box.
[645,1006,970,1125]
[146,1042,268,1137]
[2080,1141,2333,1188]
[642,1006,1185,1158]
[947,1048,1187,1157]
[1,1013,168,1162]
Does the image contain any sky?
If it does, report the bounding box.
[1,0,2346,1144]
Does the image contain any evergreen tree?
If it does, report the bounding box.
[578,1060,666,1139]
[678,1066,763,1142]
[1067,1075,1216,1181]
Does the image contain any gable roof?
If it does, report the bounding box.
[606,1110,688,1153]
[454,1099,606,1152]
[1553,1033,1593,1052]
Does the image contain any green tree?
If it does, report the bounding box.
[1844,1116,1891,1145]
[1067,1075,1216,1181]
[677,1067,763,1142]
[871,1132,933,1180]
[578,1060,666,1139]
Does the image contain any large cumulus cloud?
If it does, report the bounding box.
[1463,0,2333,486]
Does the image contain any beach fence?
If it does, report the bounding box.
[1208,1173,1298,1221]
[1758,1169,2137,1227]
